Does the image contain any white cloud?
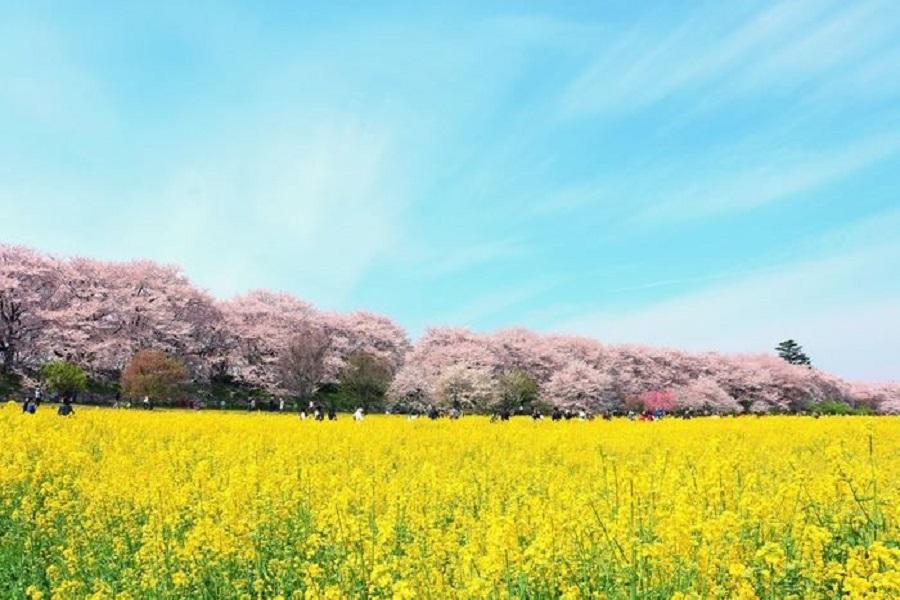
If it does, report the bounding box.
[127,120,404,304]
[551,237,900,381]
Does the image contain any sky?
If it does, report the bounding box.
[1,0,899,381]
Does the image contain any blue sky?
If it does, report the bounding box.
[2,0,899,381]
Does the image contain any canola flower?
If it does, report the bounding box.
[0,403,897,599]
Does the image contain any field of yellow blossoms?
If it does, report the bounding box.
[1,403,897,599]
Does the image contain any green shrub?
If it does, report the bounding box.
[811,400,873,416]
[40,361,88,397]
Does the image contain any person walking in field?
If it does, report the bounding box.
[58,399,74,417]
[278,398,285,412]
[327,405,337,421]
[353,407,364,422]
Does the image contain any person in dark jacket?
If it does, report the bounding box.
[58,401,74,416]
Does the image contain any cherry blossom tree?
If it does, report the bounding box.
[49,258,226,379]
[542,360,614,412]
[491,328,563,384]
[674,377,741,414]
[219,290,318,392]
[849,382,900,414]
[0,244,66,374]
[278,322,333,402]
[326,311,410,379]
[386,363,433,412]
[433,363,496,411]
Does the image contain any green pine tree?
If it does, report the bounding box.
[775,339,812,367]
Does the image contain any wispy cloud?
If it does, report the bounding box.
[560,0,898,119]
[0,17,117,133]
[635,131,900,222]
[431,280,557,330]
[411,239,529,278]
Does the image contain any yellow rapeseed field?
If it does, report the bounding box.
[1,403,897,599]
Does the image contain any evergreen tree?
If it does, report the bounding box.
[776,339,811,367]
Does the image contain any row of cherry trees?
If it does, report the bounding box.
[0,244,409,398]
[389,327,899,414]
[2,243,898,413]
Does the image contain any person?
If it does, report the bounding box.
[577,409,587,420]
[449,407,461,420]
[248,398,256,411]
[58,400,74,417]
[327,406,337,421]
[353,407,364,422]
[551,407,562,421]
[34,386,43,406]
[23,398,37,414]
[531,407,542,421]
[427,405,439,420]
[143,395,151,410]
[278,398,285,412]
[500,409,510,421]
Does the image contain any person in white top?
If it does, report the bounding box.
[353,407,364,422]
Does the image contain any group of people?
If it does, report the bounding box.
[397,405,463,420]
[20,387,75,416]
[297,401,337,421]
[17,388,712,422]
[247,397,287,413]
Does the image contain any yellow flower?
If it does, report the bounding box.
[0,410,897,598]
[25,585,43,600]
